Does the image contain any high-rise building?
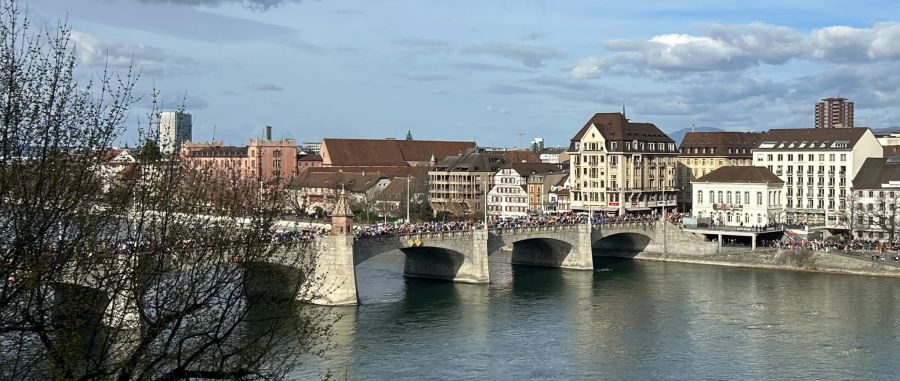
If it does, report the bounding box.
[815,97,854,128]
[158,111,192,154]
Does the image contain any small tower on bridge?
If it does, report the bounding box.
[331,186,354,235]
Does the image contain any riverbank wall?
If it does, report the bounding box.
[596,248,900,278]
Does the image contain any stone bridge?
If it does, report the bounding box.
[304,220,714,305]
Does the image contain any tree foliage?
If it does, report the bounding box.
[0,1,332,379]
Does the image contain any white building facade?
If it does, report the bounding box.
[692,166,785,227]
[487,167,529,218]
[849,157,900,241]
[751,128,882,228]
[158,111,193,155]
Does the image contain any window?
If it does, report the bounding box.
[744,192,750,205]
[829,154,835,161]
[788,154,794,161]
[709,191,714,203]
[757,192,763,205]
[819,154,825,161]
[718,191,723,203]
[625,142,631,150]
[778,154,783,161]
[808,154,814,161]
[840,154,846,161]
[726,191,733,204]
[698,191,703,203]
[767,154,773,161]
[611,142,617,150]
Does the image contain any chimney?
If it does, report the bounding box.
[265,125,272,141]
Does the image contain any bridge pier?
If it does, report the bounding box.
[454,228,490,283]
[305,234,359,306]
[559,224,594,270]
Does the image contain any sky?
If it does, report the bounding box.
[27,0,900,148]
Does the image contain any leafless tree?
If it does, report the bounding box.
[0,1,333,379]
[838,190,862,244]
[860,190,900,243]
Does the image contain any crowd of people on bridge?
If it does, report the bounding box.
[355,221,486,238]
[351,212,664,238]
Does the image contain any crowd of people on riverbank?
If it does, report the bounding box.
[771,237,900,254]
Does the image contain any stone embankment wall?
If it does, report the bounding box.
[598,247,900,278]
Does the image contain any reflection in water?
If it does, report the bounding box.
[293,251,900,380]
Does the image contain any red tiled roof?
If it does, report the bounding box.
[502,150,541,163]
[321,138,475,166]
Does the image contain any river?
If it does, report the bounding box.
[292,251,900,380]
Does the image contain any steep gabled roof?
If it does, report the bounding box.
[374,177,409,202]
[287,171,386,193]
[570,113,673,143]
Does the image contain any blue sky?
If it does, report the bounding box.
[28,0,900,147]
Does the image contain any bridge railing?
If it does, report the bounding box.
[596,220,656,229]
[489,223,582,235]
[356,228,478,242]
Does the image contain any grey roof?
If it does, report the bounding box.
[853,157,900,189]
[693,166,784,184]
[755,128,869,150]
[433,150,505,172]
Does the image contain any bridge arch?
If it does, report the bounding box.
[353,233,487,284]
[399,246,468,281]
[593,232,653,255]
[506,237,576,268]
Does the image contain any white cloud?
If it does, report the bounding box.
[483,105,510,114]
[570,22,900,78]
[70,31,196,76]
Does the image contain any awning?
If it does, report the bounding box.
[626,207,652,211]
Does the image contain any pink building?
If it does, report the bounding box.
[180,138,298,183]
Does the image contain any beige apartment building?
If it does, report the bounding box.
[567,112,678,216]
[676,131,762,212]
